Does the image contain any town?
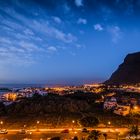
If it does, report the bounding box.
[0,83,140,117]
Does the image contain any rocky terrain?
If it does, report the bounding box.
[105,52,140,85]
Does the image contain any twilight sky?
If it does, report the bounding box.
[0,0,140,85]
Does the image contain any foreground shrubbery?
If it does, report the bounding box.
[79,116,99,127]
[0,93,101,117]
[0,92,138,127]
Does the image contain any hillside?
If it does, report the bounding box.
[105,52,140,85]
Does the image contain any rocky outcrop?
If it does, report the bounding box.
[105,52,140,85]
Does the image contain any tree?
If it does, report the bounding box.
[88,130,101,140]
[103,133,107,140]
[129,125,139,140]
[79,116,99,127]
[32,93,42,100]
[50,137,60,140]
[73,136,78,140]
[0,102,6,115]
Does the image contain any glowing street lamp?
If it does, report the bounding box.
[72,120,76,130]
[108,121,111,125]
[106,121,111,128]
[23,124,26,129]
[72,120,75,124]
[134,106,138,110]
[0,121,3,129]
[36,121,40,132]
[0,121,3,125]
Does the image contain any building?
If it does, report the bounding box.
[113,104,130,116]
[131,105,140,114]
[104,97,117,110]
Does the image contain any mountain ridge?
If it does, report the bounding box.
[105,52,140,85]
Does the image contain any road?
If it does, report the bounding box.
[0,128,129,140]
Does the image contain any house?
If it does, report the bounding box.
[104,97,117,110]
[130,98,138,105]
[131,105,140,114]
[113,104,130,116]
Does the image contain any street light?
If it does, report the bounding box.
[72,120,75,131]
[134,106,138,110]
[0,121,3,129]
[108,121,111,125]
[36,121,40,132]
[72,120,75,124]
[106,121,111,128]
[37,121,40,124]
[0,121,3,125]
[23,124,26,130]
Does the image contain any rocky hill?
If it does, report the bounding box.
[105,52,140,85]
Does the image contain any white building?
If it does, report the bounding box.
[113,104,130,116]
[104,97,117,110]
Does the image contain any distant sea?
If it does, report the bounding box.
[0,84,46,89]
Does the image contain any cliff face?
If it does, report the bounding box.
[105,52,140,85]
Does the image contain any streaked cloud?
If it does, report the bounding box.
[107,26,122,43]
[0,37,11,44]
[0,6,79,66]
[0,44,35,66]
[24,29,34,36]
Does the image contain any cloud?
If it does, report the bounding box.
[107,26,122,43]
[1,7,77,44]
[24,28,34,36]
[63,4,70,12]
[0,5,80,66]
[94,24,103,31]
[0,44,34,66]
[75,0,83,7]
[19,41,43,52]
[47,46,57,52]
[52,16,62,24]
[0,37,11,44]
[0,35,43,66]
[77,18,87,24]
[76,44,85,48]
[31,18,76,44]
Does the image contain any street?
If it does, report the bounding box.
[0,128,129,140]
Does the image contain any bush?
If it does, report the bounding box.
[79,116,99,127]
[50,137,60,140]
[73,136,78,140]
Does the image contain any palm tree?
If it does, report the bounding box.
[103,133,107,140]
[73,136,78,140]
[129,125,139,140]
[88,130,101,140]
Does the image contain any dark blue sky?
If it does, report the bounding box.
[0,0,140,85]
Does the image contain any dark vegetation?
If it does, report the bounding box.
[0,92,137,128]
[79,116,99,127]
[0,88,12,92]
